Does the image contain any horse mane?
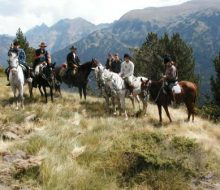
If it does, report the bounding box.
[79,61,92,71]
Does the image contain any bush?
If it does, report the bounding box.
[197,105,220,122]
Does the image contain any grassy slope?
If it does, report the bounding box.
[0,75,220,190]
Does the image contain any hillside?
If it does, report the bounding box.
[0,75,220,189]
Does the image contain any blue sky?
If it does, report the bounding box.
[0,0,189,35]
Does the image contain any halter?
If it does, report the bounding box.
[141,80,151,101]
[8,53,20,70]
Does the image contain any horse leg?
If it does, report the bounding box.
[50,86,53,102]
[12,87,18,110]
[39,85,44,97]
[163,105,172,123]
[28,80,33,98]
[43,86,47,103]
[120,95,128,120]
[135,95,141,111]
[128,95,135,110]
[19,85,24,109]
[185,101,195,122]
[157,104,162,123]
[79,87,83,99]
[112,96,117,115]
[142,98,148,116]
[83,85,87,100]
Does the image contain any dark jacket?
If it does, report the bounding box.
[66,52,80,69]
[34,48,49,65]
[111,59,121,73]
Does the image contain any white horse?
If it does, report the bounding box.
[93,64,148,119]
[8,52,25,109]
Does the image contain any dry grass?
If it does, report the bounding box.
[0,75,220,190]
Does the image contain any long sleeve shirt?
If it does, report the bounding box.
[120,61,134,78]
[8,48,26,65]
[165,65,177,82]
[18,48,26,65]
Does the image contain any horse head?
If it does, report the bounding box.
[91,58,99,68]
[42,64,55,85]
[141,78,150,99]
[8,51,19,69]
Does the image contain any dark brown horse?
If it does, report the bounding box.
[54,59,97,100]
[141,79,197,123]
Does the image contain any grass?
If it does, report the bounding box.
[0,75,220,189]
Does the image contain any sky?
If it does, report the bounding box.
[0,0,190,36]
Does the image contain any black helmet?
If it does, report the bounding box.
[124,53,131,59]
[13,40,19,46]
[163,55,172,64]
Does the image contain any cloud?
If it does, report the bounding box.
[0,0,190,36]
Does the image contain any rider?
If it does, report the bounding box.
[119,53,134,95]
[110,53,121,74]
[162,55,178,102]
[33,42,49,71]
[105,53,113,70]
[5,40,28,86]
[66,46,80,76]
[32,42,49,87]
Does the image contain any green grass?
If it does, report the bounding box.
[0,76,220,189]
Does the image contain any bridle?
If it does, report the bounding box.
[8,56,20,72]
[141,80,151,101]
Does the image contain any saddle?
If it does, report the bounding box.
[34,62,47,76]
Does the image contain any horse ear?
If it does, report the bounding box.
[141,78,144,83]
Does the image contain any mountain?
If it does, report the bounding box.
[52,0,220,102]
[26,17,104,53]
[53,29,130,64]
[0,35,14,67]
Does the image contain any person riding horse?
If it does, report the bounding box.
[66,46,80,76]
[162,55,178,103]
[5,40,29,86]
[32,42,50,87]
[119,53,135,95]
[33,42,49,72]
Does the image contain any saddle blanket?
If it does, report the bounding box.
[172,83,181,94]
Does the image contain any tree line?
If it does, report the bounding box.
[133,32,220,121]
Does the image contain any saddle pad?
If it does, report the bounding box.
[172,84,181,94]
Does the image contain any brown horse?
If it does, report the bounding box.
[141,79,197,123]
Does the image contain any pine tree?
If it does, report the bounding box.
[210,53,220,106]
[133,32,198,83]
[15,28,35,65]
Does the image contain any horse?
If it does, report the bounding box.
[93,64,148,119]
[8,52,25,109]
[141,79,197,123]
[31,63,56,103]
[54,59,97,100]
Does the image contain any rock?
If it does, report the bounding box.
[2,131,19,140]
[3,151,28,163]
[71,146,86,159]
[24,114,37,122]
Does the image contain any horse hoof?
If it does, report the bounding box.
[113,112,117,116]
[15,107,19,110]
